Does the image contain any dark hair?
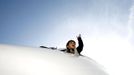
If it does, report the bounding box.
[66,40,76,47]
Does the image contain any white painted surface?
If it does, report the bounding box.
[0,44,108,75]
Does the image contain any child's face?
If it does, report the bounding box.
[67,41,76,49]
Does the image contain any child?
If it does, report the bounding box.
[40,34,84,55]
[61,34,84,55]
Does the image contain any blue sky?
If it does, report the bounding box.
[0,0,134,75]
[0,0,132,47]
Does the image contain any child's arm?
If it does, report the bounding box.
[76,34,84,54]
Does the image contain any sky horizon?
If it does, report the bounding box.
[0,0,133,47]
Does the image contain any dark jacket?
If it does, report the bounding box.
[61,37,84,55]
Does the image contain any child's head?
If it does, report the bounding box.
[66,40,76,49]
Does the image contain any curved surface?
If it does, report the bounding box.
[0,44,108,75]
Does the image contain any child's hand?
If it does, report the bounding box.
[77,34,81,39]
